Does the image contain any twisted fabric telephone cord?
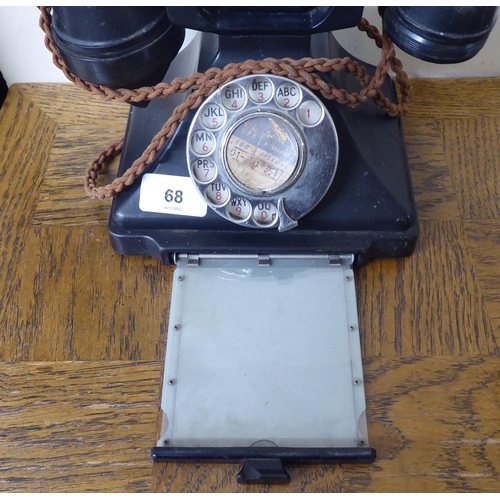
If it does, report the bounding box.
[38,7,412,200]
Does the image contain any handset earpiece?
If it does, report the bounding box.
[51,7,185,90]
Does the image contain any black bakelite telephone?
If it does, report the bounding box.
[48,6,497,263]
[46,6,497,484]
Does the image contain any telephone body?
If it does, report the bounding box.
[108,8,418,265]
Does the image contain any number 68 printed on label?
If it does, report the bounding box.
[165,189,184,204]
[139,173,207,218]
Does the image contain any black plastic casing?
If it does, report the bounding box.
[108,28,419,266]
[383,6,498,64]
[166,6,363,35]
[51,7,185,89]
[151,446,376,484]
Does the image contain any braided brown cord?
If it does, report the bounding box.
[38,7,412,199]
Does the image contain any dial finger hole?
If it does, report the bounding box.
[253,201,278,227]
[191,158,217,183]
[190,130,215,156]
[205,182,231,207]
[226,197,252,222]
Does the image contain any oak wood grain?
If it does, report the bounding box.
[0,86,56,360]
[343,356,500,493]
[441,118,500,220]
[402,116,461,221]
[0,361,162,492]
[356,220,496,357]
[405,78,500,118]
[32,132,122,226]
[463,220,500,334]
[0,224,173,362]
[14,83,129,226]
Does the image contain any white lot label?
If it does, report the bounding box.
[139,174,208,217]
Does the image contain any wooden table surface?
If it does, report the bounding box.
[0,78,499,492]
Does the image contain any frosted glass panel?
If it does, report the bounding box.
[158,256,368,449]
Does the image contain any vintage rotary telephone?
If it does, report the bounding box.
[44,6,497,484]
